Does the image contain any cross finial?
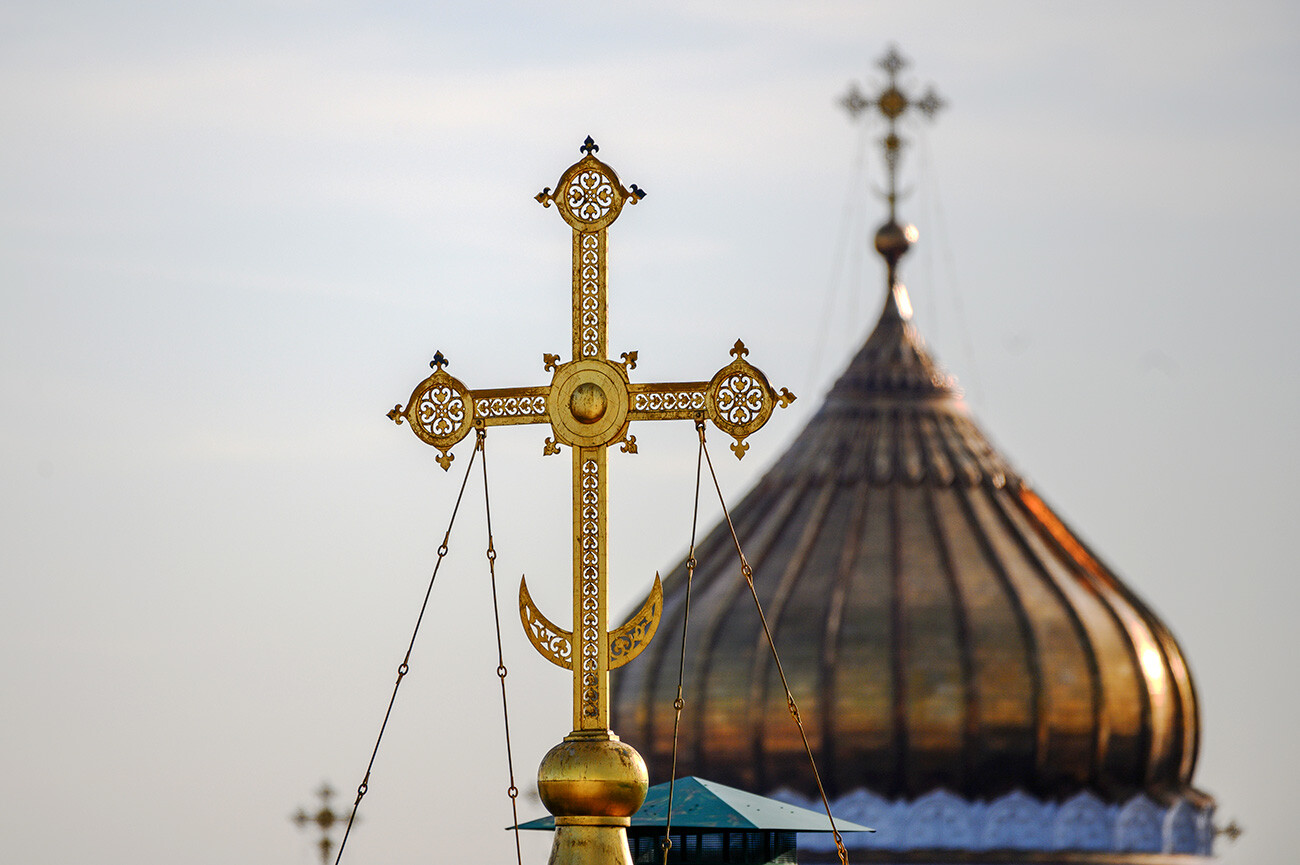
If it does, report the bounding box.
[841,45,945,223]
[292,782,353,865]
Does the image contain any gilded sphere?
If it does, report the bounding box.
[570,381,608,424]
[874,219,917,263]
[537,736,648,819]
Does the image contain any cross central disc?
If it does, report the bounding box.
[570,382,608,423]
[547,359,630,447]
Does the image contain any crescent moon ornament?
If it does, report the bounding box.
[519,573,663,671]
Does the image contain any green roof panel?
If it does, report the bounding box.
[515,776,873,833]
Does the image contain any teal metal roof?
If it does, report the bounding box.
[515,777,873,833]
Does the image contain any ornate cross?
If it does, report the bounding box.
[389,137,794,734]
[388,138,793,865]
[841,45,945,222]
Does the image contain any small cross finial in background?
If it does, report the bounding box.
[840,45,945,222]
[292,782,353,865]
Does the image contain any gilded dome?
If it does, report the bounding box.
[611,286,1203,812]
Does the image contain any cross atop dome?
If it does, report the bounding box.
[842,46,945,304]
[841,45,945,226]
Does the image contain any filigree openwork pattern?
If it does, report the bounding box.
[579,458,600,718]
[633,390,706,412]
[609,591,662,667]
[566,169,615,223]
[522,603,573,669]
[578,233,601,358]
[417,384,467,437]
[714,371,766,426]
[480,395,548,418]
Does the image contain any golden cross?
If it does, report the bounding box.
[389,137,794,735]
[841,45,945,222]
[389,138,793,865]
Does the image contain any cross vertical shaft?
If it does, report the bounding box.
[572,445,607,731]
[572,229,606,360]
[539,136,640,734]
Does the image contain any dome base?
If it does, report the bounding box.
[769,787,1215,859]
[798,852,1211,864]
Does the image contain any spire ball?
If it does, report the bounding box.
[536,736,648,819]
[874,219,918,265]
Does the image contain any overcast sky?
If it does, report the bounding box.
[1,3,1297,864]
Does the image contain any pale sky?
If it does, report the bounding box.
[1,3,1297,865]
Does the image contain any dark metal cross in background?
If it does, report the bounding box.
[292,782,352,865]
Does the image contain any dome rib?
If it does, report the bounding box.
[946,483,1041,795]
[817,476,870,796]
[1018,488,1200,796]
[1018,493,1159,795]
[919,482,979,793]
[918,412,956,486]
[746,481,838,792]
[834,483,897,792]
[989,486,1108,793]
[630,474,777,773]
[1064,508,1201,790]
[899,412,925,483]
[885,484,907,795]
[692,477,809,787]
